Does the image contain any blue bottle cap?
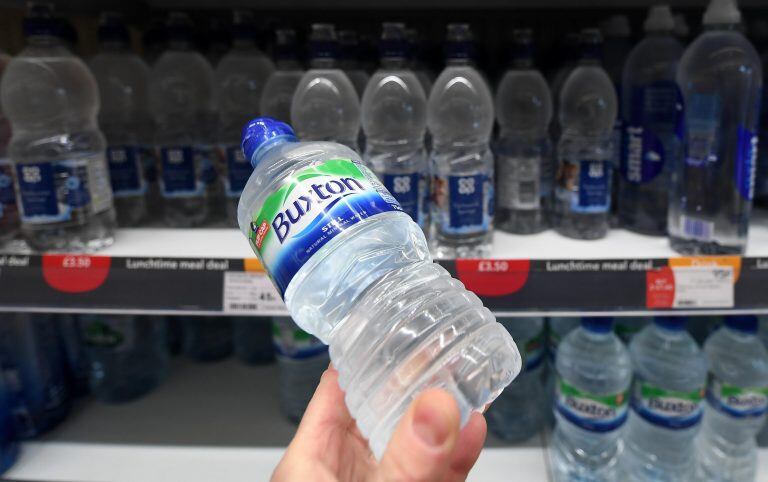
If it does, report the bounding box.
[23,2,55,38]
[98,12,130,44]
[581,317,614,333]
[654,316,688,331]
[241,117,297,168]
[724,315,758,334]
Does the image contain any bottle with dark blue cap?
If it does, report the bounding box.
[697,313,768,480]
[621,314,707,480]
[260,29,305,124]
[550,315,632,480]
[236,113,520,459]
[360,22,429,233]
[290,24,360,151]
[90,12,153,227]
[214,9,274,226]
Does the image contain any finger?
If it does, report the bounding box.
[377,388,461,482]
[446,412,487,481]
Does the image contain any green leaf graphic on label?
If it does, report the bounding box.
[641,383,704,403]
[83,321,124,348]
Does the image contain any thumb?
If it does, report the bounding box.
[377,388,461,482]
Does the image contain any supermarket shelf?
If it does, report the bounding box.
[0,214,767,315]
[5,358,549,482]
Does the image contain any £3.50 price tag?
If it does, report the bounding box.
[223,271,288,315]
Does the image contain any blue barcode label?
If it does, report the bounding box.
[681,215,714,241]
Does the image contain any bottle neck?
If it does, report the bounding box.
[28,34,61,48]
[311,57,337,69]
[232,37,256,49]
[381,56,407,69]
[447,57,472,67]
[512,57,533,69]
[251,135,298,168]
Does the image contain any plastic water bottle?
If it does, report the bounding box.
[621,316,707,482]
[614,316,651,344]
[600,15,633,206]
[181,317,232,362]
[90,12,153,227]
[405,28,434,99]
[291,24,360,152]
[550,317,632,482]
[272,316,329,423]
[0,3,116,251]
[339,30,370,99]
[233,317,275,365]
[695,316,768,481]
[0,50,18,246]
[150,12,215,227]
[361,22,428,231]
[670,0,762,255]
[238,117,520,457]
[0,313,70,438]
[260,29,304,124]
[428,23,495,258]
[495,29,553,234]
[487,316,546,442]
[78,315,169,403]
[214,11,274,226]
[553,29,618,240]
[618,6,684,236]
[56,314,90,396]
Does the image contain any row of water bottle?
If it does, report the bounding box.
[0,312,328,474]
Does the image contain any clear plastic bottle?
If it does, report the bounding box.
[272,316,329,423]
[553,29,618,240]
[0,50,19,246]
[621,316,707,482]
[361,22,428,232]
[260,29,304,124]
[495,29,553,235]
[614,316,651,344]
[233,317,275,365]
[90,12,153,227]
[339,30,370,99]
[214,11,274,226]
[670,0,762,255]
[238,118,520,458]
[150,12,215,227]
[487,316,546,442]
[291,24,360,152]
[427,23,495,258]
[181,317,233,362]
[0,313,70,438]
[0,3,116,251]
[550,317,632,482]
[78,314,169,403]
[696,316,768,482]
[618,6,685,236]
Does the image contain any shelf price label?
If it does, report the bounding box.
[41,254,112,293]
[223,271,287,315]
[646,263,735,309]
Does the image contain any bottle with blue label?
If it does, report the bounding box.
[181,317,232,362]
[0,313,70,438]
[233,317,275,365]
[291,24,360,152]
[550,317,632,482]
[272,316,329,422]
[487,317,546,442]
[90,12,153,227]
[495,29,553,235]
[621,316,707,482]
[0,50,19,246]
[260,29,304,124]
[553,29,618,240]
[0,3,116,251]
[79,314,169,403]
[428,24,495,258]
[214,10,274,226]
[618,6,684,236]
[670,0,762,255]
[150,12,214,227]
[361,22,429,232]
[696,316,768,482]
[237,117,520,457]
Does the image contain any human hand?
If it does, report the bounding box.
[272,365,488,482]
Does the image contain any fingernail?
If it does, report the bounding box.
[412,397,451,448]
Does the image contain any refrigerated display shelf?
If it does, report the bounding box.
[5,358,549,482]
[0,211,767,316]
